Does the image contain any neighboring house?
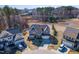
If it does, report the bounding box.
[0,28,27,54]
[28,24,51,47]
[77,14,79,19]
[62,27,79,51]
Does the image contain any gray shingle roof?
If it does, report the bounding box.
[29,24,50,35]
[63,27,79,39]
[6,28,21,34]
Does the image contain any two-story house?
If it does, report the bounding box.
[28,24,51,47]
[62,27,79,51]
[0,28,27,54]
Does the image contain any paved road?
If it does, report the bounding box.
[22,48,61,54]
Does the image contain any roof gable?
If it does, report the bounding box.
[29,24,50,35]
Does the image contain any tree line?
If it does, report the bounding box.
[32,6,79,23]
[0,5,29,33]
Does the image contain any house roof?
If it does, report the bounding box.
[0,31,12,38]
[6,28,21,34]
[0,35,16,42]
[0,33,23,42]
[63,27,79,39]
[29,24,50,35]
[0,27,23,42]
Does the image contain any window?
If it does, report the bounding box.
[77,33,79,39]
[69,37,71,40]
[32,28,35,30]
[63,35,66,39]
[66,36,69,40]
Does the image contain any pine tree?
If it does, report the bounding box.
[52,24,57,36]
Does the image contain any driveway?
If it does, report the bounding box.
[22,48,61,54]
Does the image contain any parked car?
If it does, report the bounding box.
[58,44,68,53]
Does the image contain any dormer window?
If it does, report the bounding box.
[32,28,35,30]
[63,35,66,39]
[69,37,71,40]
[66,36,69,40]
